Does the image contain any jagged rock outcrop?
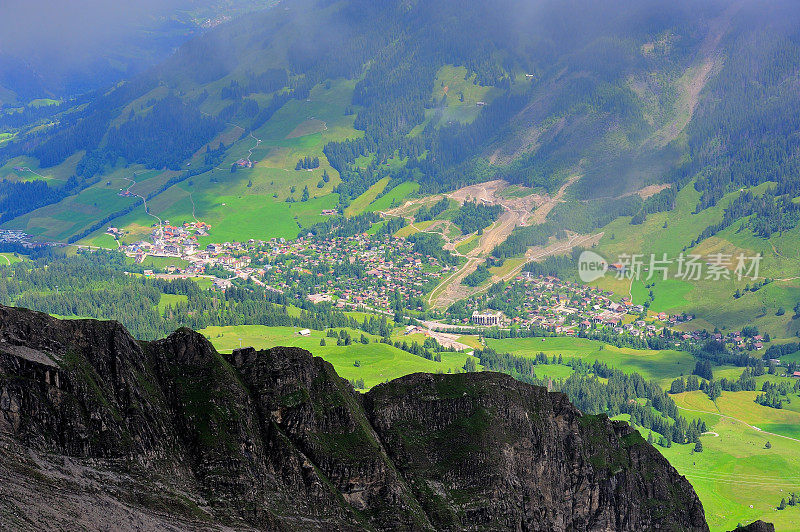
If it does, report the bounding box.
[0,306,708,531]
[363,372,708,531]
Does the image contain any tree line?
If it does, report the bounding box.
[474,347,707,446]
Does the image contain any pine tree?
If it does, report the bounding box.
[463,356,477,372]
[670,378,686,394]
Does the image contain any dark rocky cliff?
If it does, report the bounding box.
[0,306,708,531]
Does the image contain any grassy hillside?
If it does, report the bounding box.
[589,180,800,338]
[660,389,800,531]
[1,0,735,243]
[5,79,361,245]
[201,324,479,388]
[485,336,695,386]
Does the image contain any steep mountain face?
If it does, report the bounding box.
[0,305,707,530]
[3,0,800,247]
[364,374,705,531]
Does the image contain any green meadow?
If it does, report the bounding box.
[530,363,575,380]
[498,184,539,198]
[0,152,81,184]
[0,252,24,265]
[28,98,61,108]
[130,255,189,271]
[86,233,119,249]
[3,170,140,241]
[345,177,390,216]
[592,180,800,338]
[486,336,695,385]
[630,278,693,312]
[394,219,434,238]
[157,293,188,312]
[662,390,800,531]
[363,181,420,213]
[455,233,481,255]
[0,132,14,148]
[407,64,502,135]
[200,324,480,389]
[150,79,362,243]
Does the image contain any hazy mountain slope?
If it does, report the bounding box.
[0,305,708,530]
[678,1,800,208]
[0,0,274,105]
[1,0,799,253]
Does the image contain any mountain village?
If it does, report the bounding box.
[104,220,771,358]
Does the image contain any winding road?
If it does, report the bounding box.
[17,167,48,179]
[677,405,800,444]
[244,132,262,165]
[121,174,164,243]
[494,232,602,286]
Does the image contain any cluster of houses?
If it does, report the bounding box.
[118,224,449,306]
[118,222,290,287]
[263,234,450,312]
[715,331,765,351]
[452,273,703,341]
[449,272,777,355]
[0,229,60,249]
[0,229,35,246]
[117,221,212,266]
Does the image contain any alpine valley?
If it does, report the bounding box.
[1,0,800,530]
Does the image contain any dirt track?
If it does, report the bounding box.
[427,181,539,307]
[427,177,594,308]
[383,178,601,308]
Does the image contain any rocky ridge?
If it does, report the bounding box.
[0,305,708,531]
